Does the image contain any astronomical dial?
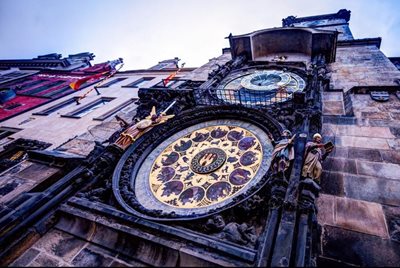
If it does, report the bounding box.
[220,69,306,104]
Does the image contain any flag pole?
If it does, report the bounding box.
[75,63,124,104]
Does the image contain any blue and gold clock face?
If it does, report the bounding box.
[219,70,306,104]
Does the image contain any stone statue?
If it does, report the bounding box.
[217,222,257,246]
[114,105,174,150]
[301,133,334,183]
[270,130,296,180]
[204,214,226,233]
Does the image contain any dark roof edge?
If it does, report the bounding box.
[337,38,381,49]
[116,67,197,74]
[282,9,351,27]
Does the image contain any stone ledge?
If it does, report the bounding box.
[343,174,400,206]
[321,225,400,266]
[317,194,388,238]
[337,136,390,150]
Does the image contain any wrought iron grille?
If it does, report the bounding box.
[193,87,294,109]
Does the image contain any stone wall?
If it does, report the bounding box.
[0,160,61,206]
[318,52,400,265]
[329,46,400,92]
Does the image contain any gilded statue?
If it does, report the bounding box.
[114,103,175,150]
[270,130,296,180]
[301,133,334,183]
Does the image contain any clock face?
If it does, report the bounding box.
[218,69,306,104]
[147,124,264,209]
[113,119,274,220]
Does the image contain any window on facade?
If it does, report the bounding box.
[123,77,155,88]
[93,98,137,121]
[5,71,28,78]
[33,97,79,116]
[15,80,47,91]
[98,78,127,88]
[0,71,28,82]
[3,102,23,110]
[62,97,115,118]
[21,81,65,96]
[41,85,72,98]
[0,127,21,140]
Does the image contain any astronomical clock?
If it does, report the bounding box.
[113,63,310,222]
[113,107,283,221]
[109,43,326,266]
[216,69,306,105]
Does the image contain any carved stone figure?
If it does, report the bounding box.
[217,222,257,246]
[204,214,226,233]
[114,106,174,150]
[270,130,296,180]
[301,133,334,183]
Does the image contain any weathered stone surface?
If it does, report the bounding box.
[56,138,95,157]
[338,136,390,150]
[336,125,395,138]
[361,112,391,120]
[322,92,343,102]
[90,224,121,251]
[29,253,61,267]
[10,248,40,267]
[382,205,400,243]
[316,194,335,226]
[320,171,344,196]
[71,248,113,267]
[387,138,400,151]
[329,46,400,92]
[114,255,148,267]
[323,101,344,115]
[343,174,400,206]
[356,161,400,180]
[317,194,388,238]
[321,123,338,137]
[328,146,348,158]
[33,229,86,262]
[116,235,179,267]
[56,215,97,243]
[381,150,400,165]
[347,147,382,162]
[390,127,400,138]
[321,225,400,266]
[335,197,388,238]
[16,162,59,180]
[323,157,357,174]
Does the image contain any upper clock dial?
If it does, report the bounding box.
[220,69,306,104]
[224,70,305,92]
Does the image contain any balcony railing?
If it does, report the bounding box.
[193,87,295,109]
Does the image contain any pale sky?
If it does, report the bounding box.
[0,0,399,70]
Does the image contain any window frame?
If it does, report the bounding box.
[122,77,155,88]
[61,97,115,119]
[32,97,80,116]
[0,127,21,140]
[93,98,138,121]
[97,77,128,88]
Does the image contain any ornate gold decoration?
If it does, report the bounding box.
[114,106,174,150]
[149,125,263,208]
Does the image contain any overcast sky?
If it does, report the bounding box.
[0,0,399,70]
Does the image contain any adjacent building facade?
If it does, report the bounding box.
[0,9,399,267]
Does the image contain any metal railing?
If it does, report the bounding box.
[193,87,294,109]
